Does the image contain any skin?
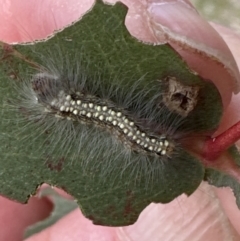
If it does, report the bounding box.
[1,0,240,240]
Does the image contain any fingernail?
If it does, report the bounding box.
[147,0,198,33]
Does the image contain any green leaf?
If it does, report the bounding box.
[205,145,240,208]
[228,145,240,166]
[0,0,222,226]
[205,168,240,209]
[24,188,78,239]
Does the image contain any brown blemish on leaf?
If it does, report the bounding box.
[162,76,199,117]
[46,156,65,172]
[0,43,14,60]
[124,190,134,217]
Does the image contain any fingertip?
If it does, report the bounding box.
[215,187,240,237]
[0,195,53,241]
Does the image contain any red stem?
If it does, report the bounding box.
[203,121,240,161]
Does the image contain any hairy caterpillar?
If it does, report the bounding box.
[32,73,173,157]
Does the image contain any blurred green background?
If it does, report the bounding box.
[191,0,240,33]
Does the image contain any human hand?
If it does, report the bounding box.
[1,0,240,240]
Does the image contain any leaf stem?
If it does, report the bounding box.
[203,121,240,161]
